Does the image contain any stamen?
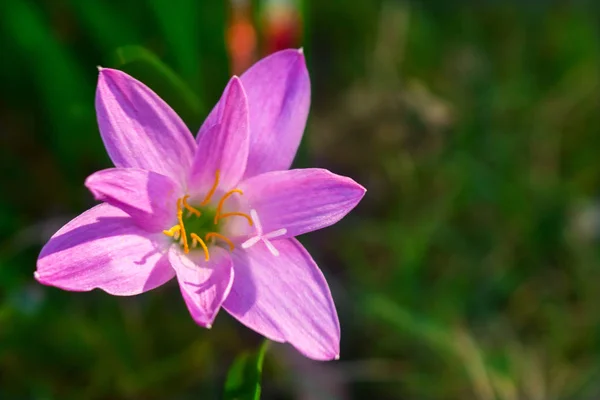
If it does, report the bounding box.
[176,198,189,254]
[182,195,201,217]
[205,232,235,251]
[163,225,181,237]
[214,189,244,224]
[200,170,220,206]
[190,233,210,261]
[216,212,253,226]
[163,189,243,257]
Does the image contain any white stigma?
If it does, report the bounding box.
[241,236,261,249]
[241,209,287,256]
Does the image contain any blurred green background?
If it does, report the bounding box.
[2,0,600,399]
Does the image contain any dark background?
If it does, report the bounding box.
[2,0,600,399]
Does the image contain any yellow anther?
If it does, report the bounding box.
[182,195,201,217]
[163,189,240,256]
[176,198,190,254]
[200,170,220,206]
[162,225,181,237]
[190,233,210,261]
[215,212,253,226]
[205,232,235,251]
[214,189,243,224]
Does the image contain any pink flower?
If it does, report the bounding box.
[35,49,365,361]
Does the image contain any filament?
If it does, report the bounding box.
[201,170,220,206]
[215,212,253,226]
[182,195,201,217]
[205,232,235,251]
[214,189,243,224]
[190,233,210,261]
[176,198,189,254]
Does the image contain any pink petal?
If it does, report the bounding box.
[36,203,174,296]
[237,168,366,238]
[96,68,196,184]
[198,49,309,179]
[169,246,234,328]
[85,168,179,232]
[189,76,249,194]
[223,238,340,361]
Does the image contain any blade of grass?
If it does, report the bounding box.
[113,45,204,128]
[224,340,269,400]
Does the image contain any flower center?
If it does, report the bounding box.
[162,170,253,260]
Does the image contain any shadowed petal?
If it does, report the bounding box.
[36,203,174,296]
[169,246,234,328]
[189,76,249,194]
[198,49,309,179]
[223,238,340,361]
[85,168,179,232]
[237,168,366,238]
[96,68,196,184]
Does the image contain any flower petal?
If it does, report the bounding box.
[198,49,310,179]
[96,68,196,184]
[237,168,366,238]
[85,168,179,232]
[36,203,174,296]
[189,76,249,194]
[223,238,340,360]
[169,246,234,328]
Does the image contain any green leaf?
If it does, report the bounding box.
[223,340,269,400]
[112,45,205,129]
[69,0,141,53]
[0,0,99,170]
[148,0,200,82]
